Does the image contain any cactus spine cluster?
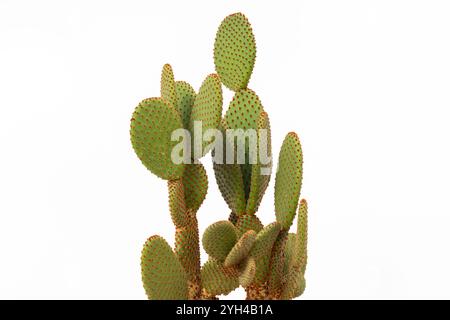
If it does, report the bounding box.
[130,12,308,300]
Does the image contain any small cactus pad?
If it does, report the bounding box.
[168,179,187,227]
[189,74,223,158]
[250,222,281,259]
[281,269,306,300]
[239,257,256,287]
[202,221,238,262]
[235,214,263,236]
[201,260,239,296]
[213,124,246,215]
[175,224,200,282]
[141,236,188,300]
[130,97,185,180]
[224,230,257,267]
[214,13,256,91]
[161,64,177,108]
[182,163,208,212]
[268,231,288,295]
[274,132,303,229]
[246,111,272,214]
[296,199,308,273]
[175,81,196,128]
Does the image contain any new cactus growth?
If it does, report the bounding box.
[130,12,308,300]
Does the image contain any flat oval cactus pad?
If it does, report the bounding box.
[141,236,188,300]
[130,97,185,180]
[214,13,256,91]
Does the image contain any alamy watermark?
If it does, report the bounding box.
[171,121,272,175]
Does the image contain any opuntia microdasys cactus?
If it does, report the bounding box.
[130,12,308,300]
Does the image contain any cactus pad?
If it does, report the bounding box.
[161,64,177,108]
[268,231,288,296]
[283,233,297,276]
[175,223,200,283]
[281,269,305,300]
[225,89,264,198]
[168,179,187,227]
[274,132,303,229]
[182,163,208,212]
[225,88,264,133]
[130,97,185,180]
[201,259,239,296]
[202,221,238,262]
[224,230,257,267]
[235,214,263,236]
[213,124,246,215]
[189,74,223,158]
[214,13,256,91]
[250,222,281,259]
[175,81,196,128]
[141,236,188,300]
[239,257,256,287]
[296,199,308,273]
[246,111,272,214]
[213,161,246,214]
[253,255,271,285]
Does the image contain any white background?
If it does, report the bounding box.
[1,0,450,299]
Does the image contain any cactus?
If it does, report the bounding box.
[224,230,257,267]
[214,13,256,91]
[130,12,308,300]
[141,236,188,299]
[202,221,238,262]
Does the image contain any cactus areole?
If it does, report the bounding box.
[130,12,308,300]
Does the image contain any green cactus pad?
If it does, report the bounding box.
[168,179,188,227]
[189,74,223,158]
[213,160,246,214]
[175,81,196,128]
[161,64,177,108]
[175,224,200,282]
[130,97,185,180]
[235,214,263,236]
[201,259,239,296]
[281,269,306,300]
[141,236,188,300]
[283,233,297,276]
[214,13,256,91]
[241,164,252,201]
[182,163,208,212]
[246,111,272,214]
[296,199,308,273]
[224,89,264,199]
[250,222,281,259]
[268,231,288,296]
[239,257,256,288]
[253,254,271,285]
[224,230,257,267]
[224,88,264,138]
[202,221,238,262]
[213,123,246,215]
[274,132,303,229]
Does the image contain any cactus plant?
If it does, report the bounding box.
[130,12,308,300]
